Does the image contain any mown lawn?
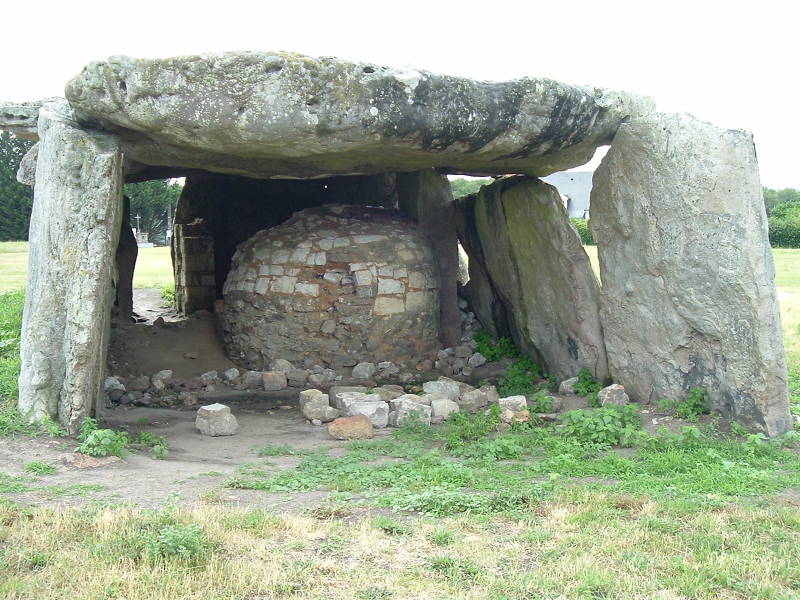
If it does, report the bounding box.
[0,241,799,599]
[0,242,172,292]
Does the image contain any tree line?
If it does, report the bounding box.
[0,131,181,244]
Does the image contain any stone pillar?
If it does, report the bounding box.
[173,221,216,314]
[18,100,123,434]
[397,170,461,348]
[114,196,138,319]
[456,177,608,380]
[591,112,791,436]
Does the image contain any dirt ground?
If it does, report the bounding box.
[0,289,718,512]
[0,401,379,510]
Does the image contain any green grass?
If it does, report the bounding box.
[0,242,173,292]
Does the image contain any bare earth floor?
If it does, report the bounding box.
[0,403,376,510]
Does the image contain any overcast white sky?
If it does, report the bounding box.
[1,0,796,187]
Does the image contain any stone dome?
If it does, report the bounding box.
[218,205,441,370]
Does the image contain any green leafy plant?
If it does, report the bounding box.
[498,357,542,397]
[527,389,555,413]
[657,387,709,421]
[473,330,520,362]
[560,404,642,447]
[372,515,412,536]
[143,522,212,564]
[445,404,501,450]
[574,367,603,407]
[78,417,129,458]
[160,282,175,306]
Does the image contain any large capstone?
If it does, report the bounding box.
[591,112,791,436]
[63,52,654,180]
[218,205,440,370]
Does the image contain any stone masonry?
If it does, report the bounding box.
[218,205,440,370]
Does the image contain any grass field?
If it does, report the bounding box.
[1,241,799,599]
[0,242,173,292]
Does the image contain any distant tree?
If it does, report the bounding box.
[764,187,800,216]
[124,180,183,246]
[0,131,35,241]
[450,177,492,199]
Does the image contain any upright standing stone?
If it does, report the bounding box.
[17,99,123,434]
[398,170,461,347]
[591,112,791,436]
[457,177,608,380]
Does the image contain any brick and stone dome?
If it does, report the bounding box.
[218,205,440,370]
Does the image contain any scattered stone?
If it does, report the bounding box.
[151,370,173,383]
[388,398,432,426]
[332,391,383,414]
[499,395,528,412]
[500,408,531,424]
[329,386,368,406]
[263,371,288,391]
[308,372,331,387]
[467,352,487,368]
[416,359,433,372]
[431,398,460,420]
[195,403,239,436]
[393,393,430,406]
[127,375,150,392]
[311,419,323,426]
[222,367,240,382]
[459,388,491,412]
[179,391,198,407]
[240,370,263,389]
[422,378,461,402]
[373,387,404,402]
[328,415,374,440]
[559,377,578,395]
[598,384,630,406]
[299,389,340,422]
[270,358,295,373]
[286,368,309,387]
[184,352,199,359]
[199,370,218,384]
[349,400,390,428]
[351,362,376,380]
[104,376,125,393]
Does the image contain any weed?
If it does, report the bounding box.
[160,282,175,306]
[473,330,519,362]
[498,356,543,396]
[132,431,169,459]
[24,461,55,476]
[428,527,455,546]
[657,388,710,421]
[256,443,308,457]
[445,404,501,450]
[560,404,643,447]
[527,389,555,413]
[574,367,603,407]
[143,521,213,564]
[372,515,412,536]
[78,425,130,458]
[430,555,482,582]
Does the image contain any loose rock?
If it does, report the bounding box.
[195,403,239,436]
[328,415,374,440]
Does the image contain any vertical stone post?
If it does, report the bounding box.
[397,170,461,348]
[173,221,216,314]
[591,112,792,435]
[17,100,123,434]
